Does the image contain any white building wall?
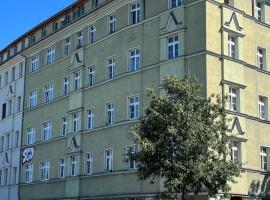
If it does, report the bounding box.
[0,55,25,200]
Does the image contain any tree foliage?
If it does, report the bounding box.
[129,75,240,199]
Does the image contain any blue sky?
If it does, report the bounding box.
[0,0,76,50]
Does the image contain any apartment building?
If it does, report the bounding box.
[0,52,25,200]
[0,0,270,199]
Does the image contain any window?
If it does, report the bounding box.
[89,25,96,44]
[44,83,54,103]
[17,96,21,112]
[258,96,267,120]
[40,161,50,180]
[128,96,139,120]
[228,87,239,112]
[11,66,15,81]
[0,136,4,152]
[130,2,141,24]
[61,117,68,136]
[261,147,268,171]
[106,103,114,124]
[42,28,47,37]
[71,156,78,176]
[105,149,113,172]
[107,57,115,79]
[255,1,263,22]
[0,170,2,185]
[63,77,69,95]
[129,49,140,72]
[3,168,8,185]
[87,109,94,129]
[31,54,39,72]
[59,158,66,178]
[46,46,55,65]
[88,67,95,86]
[231,142,240,163]
[8,99,13,115]
[19,62,23,78]
[42,122,52,141]
[2,103,7,119]
[257,47,266,70]
[109,13,116,34]
[13,167,17,184]
[72,113,79,133]
[168,0,182,8]
[29,90,37,108]
[64,37,71,56]
[74,71,80,91]
[14,131,19,148]
[0,75,2,88]
[168,35,179,59]
[6,133,10,150]
[25,164,33,183]
[4,71,8,85]
[228,35,237,59]
[77,31,83,49]
[53,22,58,31]
[85,152,93,175]
[127,145,138,169]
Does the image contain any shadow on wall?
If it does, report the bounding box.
[249,175,270,199]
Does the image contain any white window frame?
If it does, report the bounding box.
[44,83,54,103]
[167,35,179,59]
[257,47,266,70]
[108,13,116,34]
[31,53,39,72]
[130,2,141,25]
[261,147,268,171]
[76,31,84,48]
[29,90,37,108]
[27,127,35,145]
[104,149,113,172]
[42,122,52,141]
[71,156,78,176]
[40,161,50,181]
[59,158,66,178]
[85,152,93,175]
[255,1,264,22]
[127,144,139,170]
[228,35,237,59]
[87,108,94,129]
[231,141,241,163]
[128,96,139,120]
[61,116,68,136]
[64,37,71,56]
[107,57,115,79]
[228,87,239,112]
[258,96,267,120]
[46,46,55,65]
[128,48,140,72]
[74,71,80,91]
[88,67,95,86]
[72,113,79,133]
[63,77,69,95]
[168,0,182,8]
[106,103,114,124]
[25,164,33,183]
[89,25,96,44]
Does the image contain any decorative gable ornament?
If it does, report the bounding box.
[228,117,245,135]
[71,52,82,66]
[22,147,34,165]
[225,12,243,31]
[68,136,80,152]
[161,12,182,33]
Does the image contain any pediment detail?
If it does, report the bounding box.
[68,136,80,152]
[225,12,243,31]
[228,117,245,135]
[70,50,84,69]
[161,12,182,33]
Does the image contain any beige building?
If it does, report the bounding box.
[0,0,270,199]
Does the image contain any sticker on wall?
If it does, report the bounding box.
[22,147,34,165]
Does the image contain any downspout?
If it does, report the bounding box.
[220,4,225,105]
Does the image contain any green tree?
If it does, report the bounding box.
[129,75,240,200]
